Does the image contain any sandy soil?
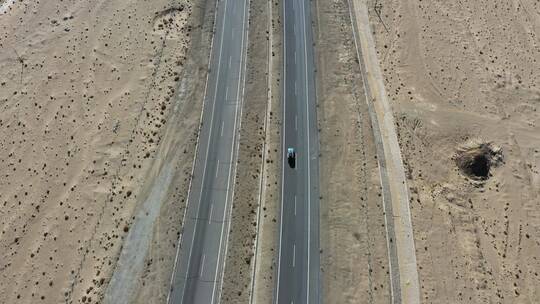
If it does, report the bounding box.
[366,0,540,302]
[249,0,283,302]
[313,0,393,303]
[0,0,206,303]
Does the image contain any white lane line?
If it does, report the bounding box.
[225,86,229,100]
[182,0,229,297]
[220,121,225,137]
[300,1,312,303]
[229,56,232,69]
[294,51,297,65]
[213,0,249,302]
[209,203,214,224]
[295,115,298,130]
[216,159,220,178]
[275,0,287,301]
[294,196,297,215]
[292,244,296,268]
[200,254,206,277]
[295,81,297,96]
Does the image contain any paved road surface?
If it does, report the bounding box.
[275,0,320,303]
[167,0,249,303]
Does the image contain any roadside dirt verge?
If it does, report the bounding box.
[249,0,283,303]
[110,1,217,303]
[313,0,392,303]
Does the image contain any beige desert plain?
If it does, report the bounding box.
[1,0,540,303]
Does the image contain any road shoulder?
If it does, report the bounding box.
[348,0,420,302]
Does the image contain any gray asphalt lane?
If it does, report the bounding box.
[167,0,249,303]
[276,0,320,303]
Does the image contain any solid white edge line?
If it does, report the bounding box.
[166,0,223,301]
[301,0,312,303]
[275,0,287,301]
[214,0,250,302]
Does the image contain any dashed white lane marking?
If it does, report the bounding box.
[216,159,220,178]
[200,254,206,277]
[220,121,225,137]
[228,56,232,69]
[225,86,229,100]
[209,203,214,224]
[295,115,298,130]
[294,196,297,215]
[292,244,296,268]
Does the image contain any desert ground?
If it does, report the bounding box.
[366,0,540,302]
[0,0,214,303]
[3,0,540,303]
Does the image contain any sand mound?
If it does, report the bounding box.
[455,140,503,180]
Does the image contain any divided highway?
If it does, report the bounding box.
[167,0,249,303]
[275,0,321,303]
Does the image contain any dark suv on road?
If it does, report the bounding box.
[287,147,296,168]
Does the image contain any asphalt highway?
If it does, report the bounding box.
[167,0,249,303]
[275,0,321,303]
